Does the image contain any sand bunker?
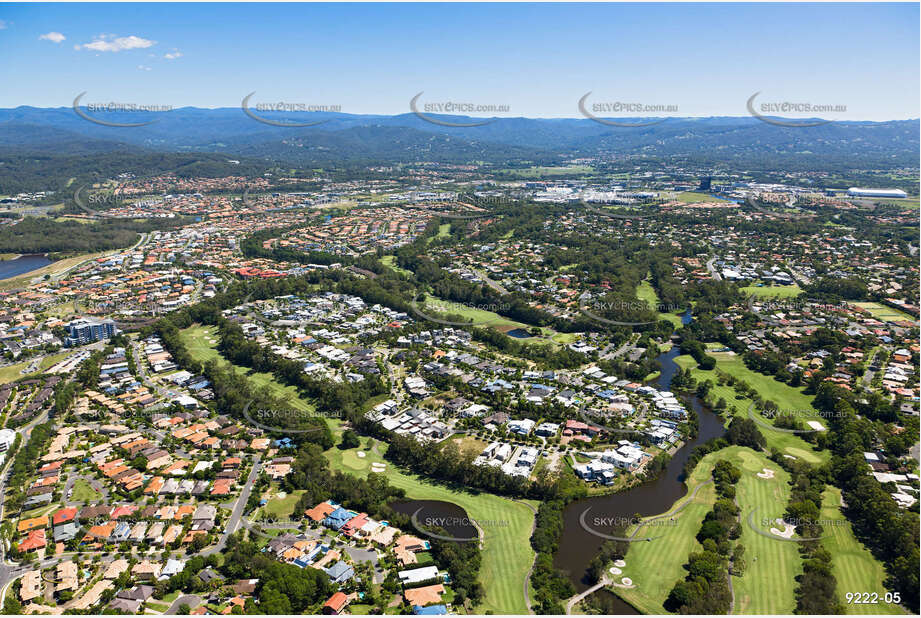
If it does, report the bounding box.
[756,468,775,479]
[614,559,626,568]
[621,577,633,586]
[370,462,387,472]
[770,518,796,538]
[609,567,622,575]
[356,451,366,458]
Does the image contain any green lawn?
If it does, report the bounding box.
[616,449,720,613]
[262,490,305,518]
[675,191,719,203]
[741,284,802,298]
[636,279,683,326]
[674,354,828,464]
[731,447,802,614]
[325,440,536,615]
[820,487,908,615]
[179,324,315,412]
[71,478,102,502]
[0,351,74,385]
[853,302,917,324]
[380,255,414,278]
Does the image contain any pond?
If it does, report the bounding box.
[389,499,478,543]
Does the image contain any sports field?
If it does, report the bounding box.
[853,301,917,324]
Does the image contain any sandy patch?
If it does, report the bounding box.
[756,468,775,479]
[770,518,796,538]
[609,567,622,575]
[357,451,366,458]
[621,577,633,586]
[613,559,626,568]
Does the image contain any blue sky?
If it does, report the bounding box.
[0,2,917,120]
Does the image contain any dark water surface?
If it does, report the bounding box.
[553,310,727,612]
[0,254,51,280]
[389,499,478,542]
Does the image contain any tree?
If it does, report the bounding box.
[339,430,361,450]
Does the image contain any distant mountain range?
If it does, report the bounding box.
[0,106,917,170]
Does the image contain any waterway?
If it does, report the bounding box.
[0,254,51,280]
[553,309,727,613]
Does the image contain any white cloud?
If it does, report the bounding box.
[164,50,182,60]
[39,31,66,43]
[137,65,152,71]
[78,34,156,53]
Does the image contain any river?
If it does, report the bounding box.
[553,310,727,613]
[0,254,51,280]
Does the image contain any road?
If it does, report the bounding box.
[165,594,203,615]
[600,335,637,360]
[203,454,262,556]
[706,256,721,281]
[471,268,508,295]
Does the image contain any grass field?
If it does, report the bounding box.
[0,351,73,385]
[741,284,802,298]
[179,324,316,412]
[71,478,102,502]
[326,438,536,615]
[674,354,828,464]
[615,450,720,613]
[262,490,305,518]
[636,279,684,327]
[853,302,917,324]
[819,487,908,615]
[675,191,720,203]
[379,255,415,278]
[731,447,802,614]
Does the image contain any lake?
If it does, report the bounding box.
[0,254,52,280]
